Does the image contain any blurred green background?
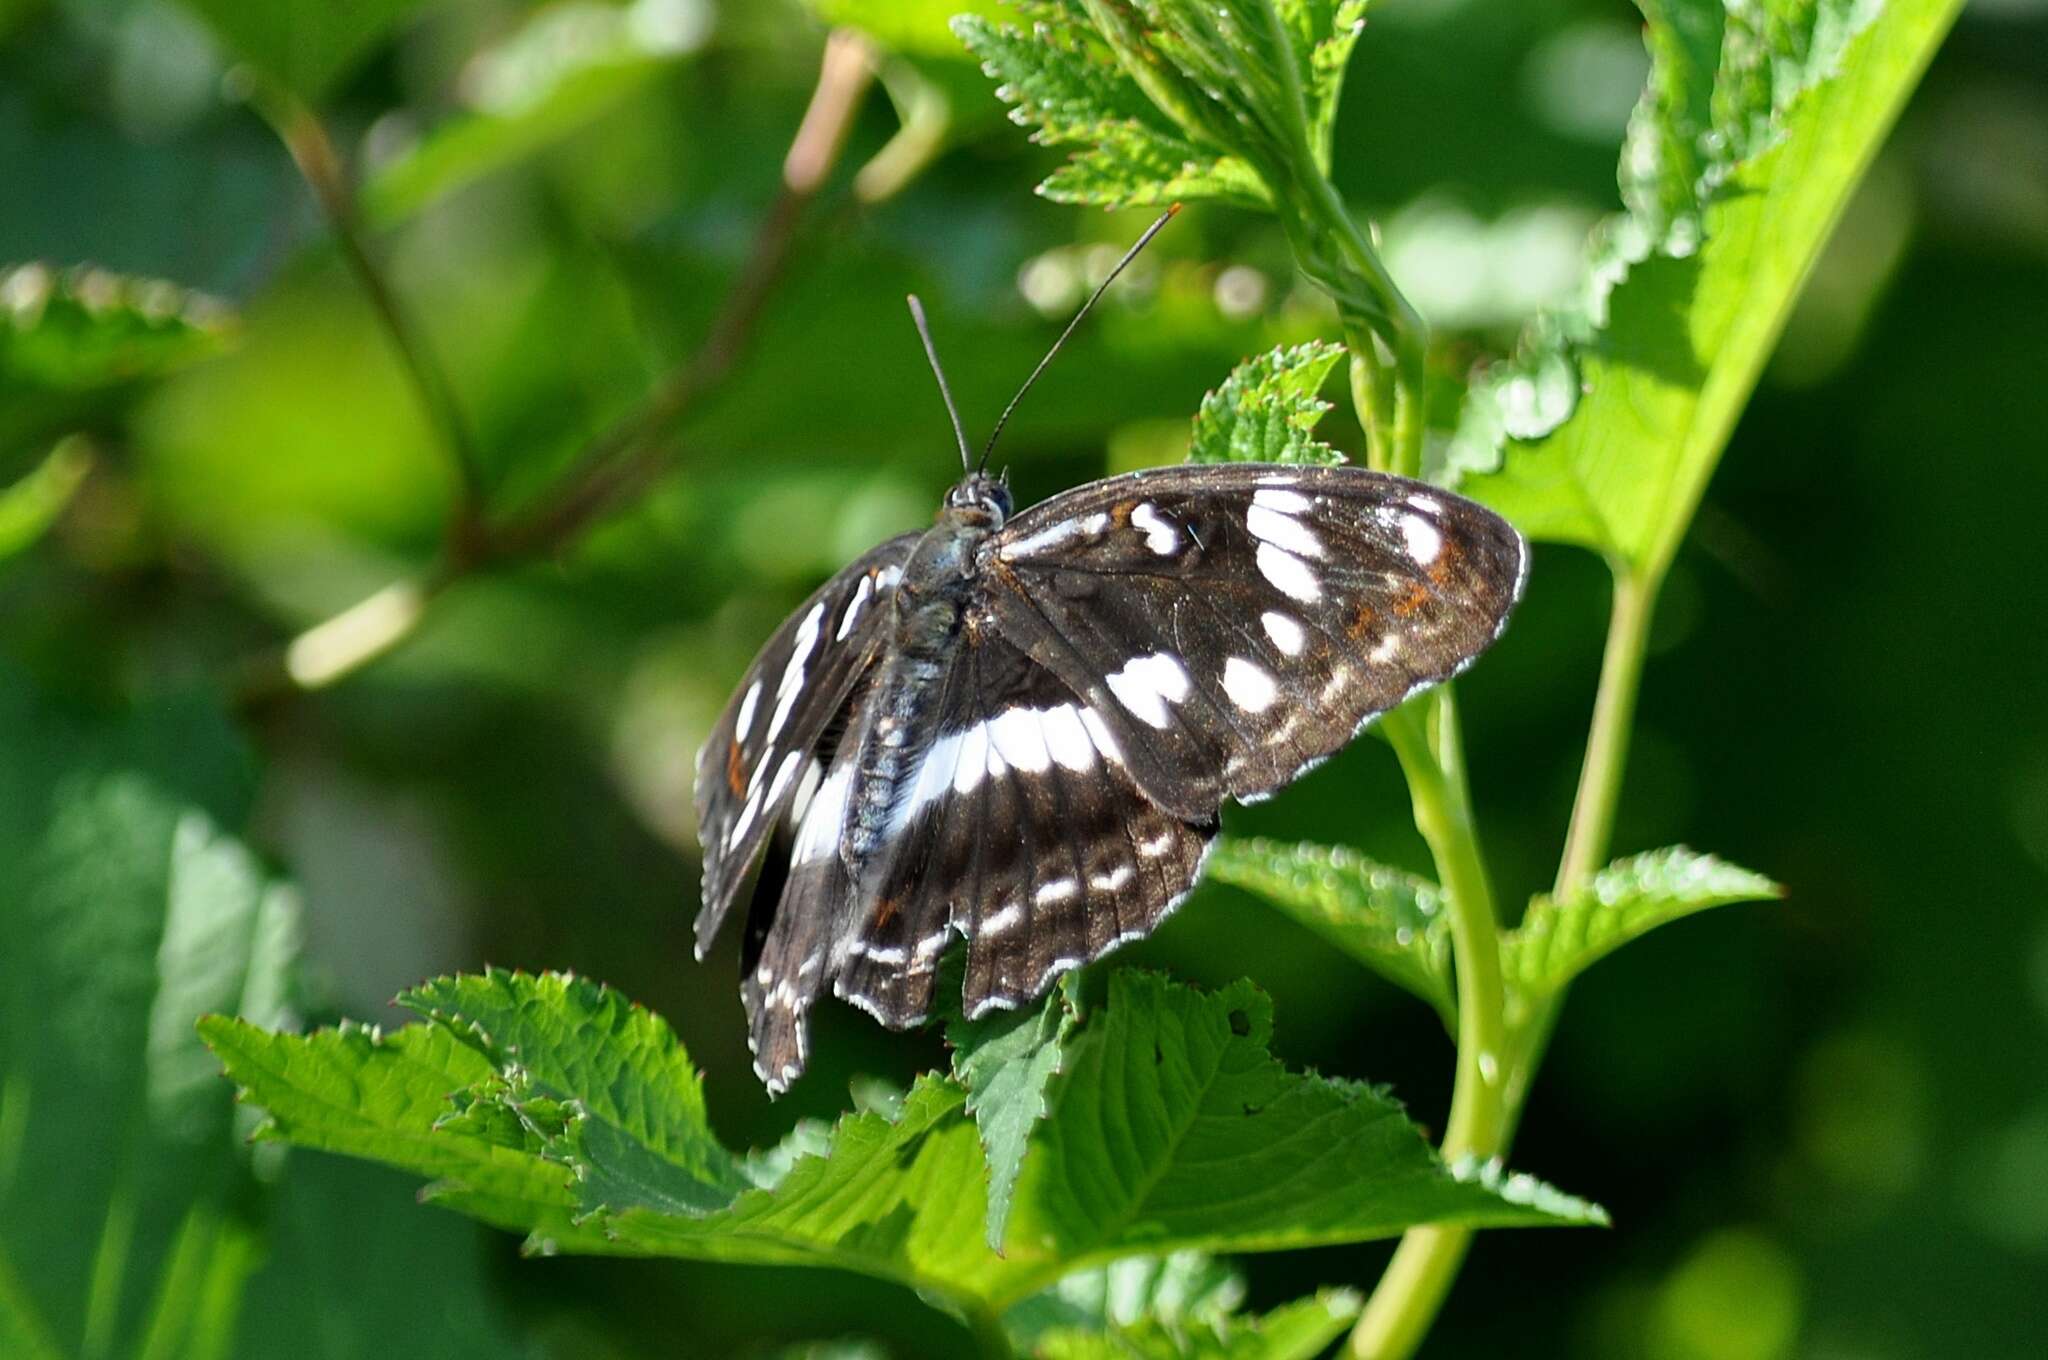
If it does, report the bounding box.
[2,0,2045,1356]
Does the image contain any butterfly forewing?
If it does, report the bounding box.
[980,464,1526,816]
[693,533,919,956]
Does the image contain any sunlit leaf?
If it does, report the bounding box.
[1187,342,1347,467]
[1449,0,1961,581]
[1503,847,1783,1005]
[949,972,1085,1250]
[955,0,1367,210]
[206,968,1601,1317]
[1203,837,1454,1027]
[400,970,747,1215]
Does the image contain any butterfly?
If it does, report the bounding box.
[694,214,1527,1094]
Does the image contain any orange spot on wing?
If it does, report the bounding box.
[1346,602,1379,639]
[725,740,747,797]
[871,896,902,929]
[1394,582,1431,617]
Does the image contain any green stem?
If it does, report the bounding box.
[1351,695,1508,1358]
[1554,565,1658,892]
[960,1297,1016,1360]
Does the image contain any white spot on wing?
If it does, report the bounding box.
[792,761,855,864]
[1408,493,1443,515]
[1261,610,1306,657]
[1222,657,1280,713]
[1131,501,1180,555]
[1041,704,1095,771]
[988,706,1053,773]
[1369,633,1402,664]
[1090,863,1134,892]
[980,902,1023,936]
[835,574,874,640]
[1078,707,1124,764]
[1257,543,1322,602]
[1252,487,1312,514]
[1034,878,1078,906]
[953,724,991,795]
[1401,513,1443,565]
[1001,517,1088,559]
[1105,652,1193,729]
[1247,502,1323,558]
[735,680,762,737]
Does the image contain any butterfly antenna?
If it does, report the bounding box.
[978,204,1180,473]
[907,295,975,474]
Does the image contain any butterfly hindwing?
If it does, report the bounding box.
[693,533,919,957]
[979,464,1526,817]
[826,631,1214,1026]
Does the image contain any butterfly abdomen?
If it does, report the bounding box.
[839,521,986,878]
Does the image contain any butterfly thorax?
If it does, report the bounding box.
[834,480,1006,884]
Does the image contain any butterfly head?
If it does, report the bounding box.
[941,471,1011,529]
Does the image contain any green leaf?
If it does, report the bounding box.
[196,1015,607,1254]
[955,0,1367,211]
[208,968,1600,1318]
[1008,971,1602,1278]
[949,973,1085,1250]
[954,9,1268,210]
[1451,0,1962,581]
[1004,1251,1246,1349]
[175,0,432,102]
[1034,1288,1362,1360]
[0,437,90,562]
[1187,342,1347,467]
[361,0,711,225]
[1203,837,1454,1028]
[399,969,749,1215]
[1502,847,1783,1002]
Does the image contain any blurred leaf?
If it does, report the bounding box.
[362,0,712,225]
[1034,1288,1361,1359]
[175,0,431,102]
[1503,848,1782,1004]
[0,1247,64,1360]
[1451,0,1962,582]
[1204,837,1454,1028]
[206,968,1600,1317]
[809,0,1007,58]
[1004,1251,1245,1349]
[1186,341,1346,466]
[0,438,90,562]
[0,672,274,1357]
[1,263,232,458]
[948,972,1084,1250]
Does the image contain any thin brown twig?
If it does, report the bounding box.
[235,31,880,708]
[268,95,488,554]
